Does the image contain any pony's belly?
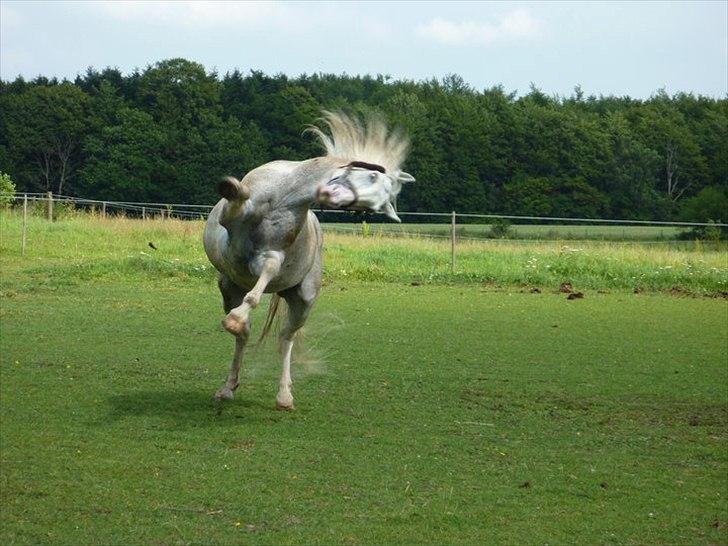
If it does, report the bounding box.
[210,238,313,294]
[203,206,320,294]
[220,257,308,294]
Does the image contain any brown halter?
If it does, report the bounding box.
[344,161,386,174]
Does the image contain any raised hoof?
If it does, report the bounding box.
[214,386,235,401]
[221,315,248,337]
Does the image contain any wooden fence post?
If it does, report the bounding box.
[47,191,53,221]
[450,210,456,273]
[142,206,146,220]
[21,194,28,256]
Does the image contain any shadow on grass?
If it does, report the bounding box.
[103,388,283,429]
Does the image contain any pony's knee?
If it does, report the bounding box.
[243,292,261,308]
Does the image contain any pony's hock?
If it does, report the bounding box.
[204,111,415,409]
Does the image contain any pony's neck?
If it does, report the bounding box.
[222,157,338,228]
[276,156,339,210]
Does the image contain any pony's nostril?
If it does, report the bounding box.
[319,187,333,199]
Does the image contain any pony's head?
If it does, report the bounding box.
[316,161,415,221]
[308,111,415,222]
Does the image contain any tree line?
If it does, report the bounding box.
[1,58,726,221]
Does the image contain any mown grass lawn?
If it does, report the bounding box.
[1,212,727,545]
[1,277,726,545]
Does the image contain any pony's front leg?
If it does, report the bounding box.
[222,253,283,336]
[214,274,249,401]
[214,333,247,401]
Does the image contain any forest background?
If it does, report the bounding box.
[1,58,726,222]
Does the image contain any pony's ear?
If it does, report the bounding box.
[382,201,401,223]
[397,171,415,184]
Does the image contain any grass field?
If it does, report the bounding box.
[1,212,727,545]
[0,212,726,295]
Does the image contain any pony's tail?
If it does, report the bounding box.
[257,294,284,347]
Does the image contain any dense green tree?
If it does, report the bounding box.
[602,111,663,218]
[502,176,556,216]
[136,58,221,126]
[0,171,16,206]
[502,175,608,218]
[628,93,709,203]
[0,83,91,194]
[262,85,321,160]
[383,90,446,211]
[1,59,726,221]
[133,59,236,202]
[186,117,269,203]
[86,80,126,127]
[680,186,728,223]
[78,107,166,201]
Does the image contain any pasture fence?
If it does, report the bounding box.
[3,193,727,271]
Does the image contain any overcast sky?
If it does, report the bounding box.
[1,0,726,98]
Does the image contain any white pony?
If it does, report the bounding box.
[203,111,415,409]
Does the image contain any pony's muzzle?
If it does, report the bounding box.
[316,182,356,208]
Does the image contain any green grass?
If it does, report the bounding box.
[322,234,727,294]
[1,212,726,295]
[1,211,727,545]
[1,282,727,545]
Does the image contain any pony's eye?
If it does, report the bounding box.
[370,172,378,180]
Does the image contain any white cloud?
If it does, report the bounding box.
[86,0,287,28]
[416,9,540,46]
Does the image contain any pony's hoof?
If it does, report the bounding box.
[214,386,235,401]
[221,315,246,336]
[276,393,294,411]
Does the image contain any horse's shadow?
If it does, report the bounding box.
[103,388,276,429]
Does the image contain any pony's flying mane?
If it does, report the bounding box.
[307,111,410,174]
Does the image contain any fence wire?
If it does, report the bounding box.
[3,193,727,247]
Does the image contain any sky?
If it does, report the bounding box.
[1,0,726,99]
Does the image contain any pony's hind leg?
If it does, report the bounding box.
[215,274,249,401]
[275,281,319,410]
